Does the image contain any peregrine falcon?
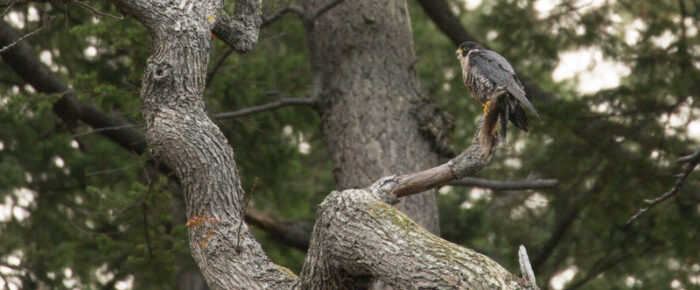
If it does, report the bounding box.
[455,41,538,138]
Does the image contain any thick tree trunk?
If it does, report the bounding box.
[111,1,295,289]
[304,0,442,234]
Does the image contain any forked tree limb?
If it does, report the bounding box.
[261,5,304,28]
[298,97,537,289]
[211,0,262,53]
[260,0,344,28]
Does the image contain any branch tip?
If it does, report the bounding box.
[518,245,539,290]
[624,147,699,225]
[449,177,558,190]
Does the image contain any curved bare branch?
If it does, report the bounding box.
[450,177,558,190]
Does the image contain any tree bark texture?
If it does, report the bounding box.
[298,189,528,289]
[304,0,442,234]
[111,1,295,289]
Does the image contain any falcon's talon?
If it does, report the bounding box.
[483,100,491,115]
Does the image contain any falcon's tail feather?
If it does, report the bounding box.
[508,98,529,132]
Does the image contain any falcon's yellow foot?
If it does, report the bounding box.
[482,100,491,116]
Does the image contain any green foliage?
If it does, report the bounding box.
[0,0,697,289]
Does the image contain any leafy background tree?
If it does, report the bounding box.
[0,0,697,289]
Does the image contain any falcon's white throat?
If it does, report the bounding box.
[458,49,480,80]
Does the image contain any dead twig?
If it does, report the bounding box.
[138,153,158,260]
[215,98,318,119]
[449,177,558,190]
[0,22,44,54]
[677,147,700,163]
[518,245,538,290]
[71,0,124,20]
[624,148,700,225]
[1,3,13,18]
[72,124,136,138]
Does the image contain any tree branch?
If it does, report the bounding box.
[518,245,539,290]
[564,245,655,290]
[379,96,504,199]
[1,3,14,18]
[245,209,311,251]
[0,0,28,5]
[260,0,344,28]
[624,147,700,225]
[261,5,304,28]
[0,22,44,55]
[212,0,262,53]
[414,0,480,48]
[309,0,344,21]
[215,98,318,119]
[449,177,558,190]
[0,21,148,156]
[531,206,579,272]
[71,0,123,19]
[677,147,700,163]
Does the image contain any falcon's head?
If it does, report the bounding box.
[455,41,484,58]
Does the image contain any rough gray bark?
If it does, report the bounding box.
[110,1,296,289]
[303,0,444,235]
[211,0,262,53]
[298,189,527,289]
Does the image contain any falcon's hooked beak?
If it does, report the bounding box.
[455,49,462,57]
